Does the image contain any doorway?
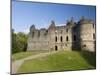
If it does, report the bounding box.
[55,46,58,51]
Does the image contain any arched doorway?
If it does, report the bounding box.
[55,46,58,51]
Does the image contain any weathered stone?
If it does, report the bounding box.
[27,17,96,52]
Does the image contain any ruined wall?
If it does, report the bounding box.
[27,18,96,52]
[27,25,49,51]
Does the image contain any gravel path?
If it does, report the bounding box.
[11,51,57,74]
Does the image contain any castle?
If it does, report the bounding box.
[27,17,96,52]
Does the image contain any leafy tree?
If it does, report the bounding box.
[12,29,28,54]
[12,29,19,53]
[17,32,28,51]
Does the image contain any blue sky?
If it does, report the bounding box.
[12,1,96,33]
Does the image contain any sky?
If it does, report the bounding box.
[12,0,96,33]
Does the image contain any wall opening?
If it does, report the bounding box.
[66,36,68,41]
[60,36,63,42]
[83,44,86,47]
[73,35,76,41]
[93,24,95,29]
[55,36,57,42]
[55,46,58,51]
[93,33,95,39]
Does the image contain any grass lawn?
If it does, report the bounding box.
[18,51,96,73]
[12,50,49,61]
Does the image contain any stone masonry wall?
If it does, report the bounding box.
[27,18,96,52]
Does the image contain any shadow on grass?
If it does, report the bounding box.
[80,50,96,68]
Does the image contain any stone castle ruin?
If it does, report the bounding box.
[27,17,96,52]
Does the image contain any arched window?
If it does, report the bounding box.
[74,35,76,41]
[66,36,68,41]
[55,36,57,42]
[60,36,63,42]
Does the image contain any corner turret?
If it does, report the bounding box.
[78,16,95,52]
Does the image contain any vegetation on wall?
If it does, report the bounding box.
[12,29,28,54]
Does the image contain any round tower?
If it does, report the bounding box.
[79,17,95,52]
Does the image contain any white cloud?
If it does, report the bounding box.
[23,28,29,34]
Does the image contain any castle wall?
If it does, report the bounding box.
[27,29,50,51]
[48,26,73,51]
[27,18,96,52]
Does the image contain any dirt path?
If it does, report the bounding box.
[11,51,57,74]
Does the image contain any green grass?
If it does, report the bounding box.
[12,50,49,61]
[18,51,96,73]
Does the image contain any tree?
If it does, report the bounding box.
[17,32,28,52]
[12,29,19,53]
[12,29,28,54]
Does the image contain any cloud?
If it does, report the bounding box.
[23,28,29,34]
